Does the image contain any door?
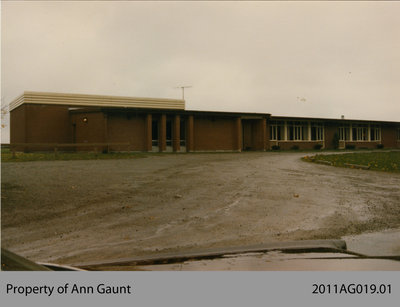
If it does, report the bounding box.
[242,120,253,150]
[152,120,159,152]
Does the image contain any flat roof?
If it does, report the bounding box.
[8,91,399,124]
[9,91,185,111]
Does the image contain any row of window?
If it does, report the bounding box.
[270,121,324,141]
[339,124,381,141]
[143,119,397,144]
[270,121,386,142]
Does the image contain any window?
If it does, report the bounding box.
[287,121,308,141]
[339,125,350,141]
[370,125,381,141]
[271,121,325,141]
[352,124,368,141]
[311,122,324,141]
[270,125,277,140]
[270,121,284,140]
[341,123,381,142]
[302,125,309,141]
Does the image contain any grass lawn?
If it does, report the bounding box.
[302,151,400,173]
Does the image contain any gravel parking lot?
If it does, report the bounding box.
[2,152,400,265]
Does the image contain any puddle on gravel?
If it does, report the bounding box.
[342,228,400,256]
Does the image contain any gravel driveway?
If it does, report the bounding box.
[2,152,400,265]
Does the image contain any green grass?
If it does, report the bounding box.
[302,151,400,173]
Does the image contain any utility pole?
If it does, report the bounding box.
[175,86,192,100]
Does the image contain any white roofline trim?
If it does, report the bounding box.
[9,91,185,111]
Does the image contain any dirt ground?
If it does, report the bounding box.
[2,152,400,265]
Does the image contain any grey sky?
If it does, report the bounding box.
[1,1,400,142]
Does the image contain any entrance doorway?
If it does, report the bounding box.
[180,119,186,152]
[242,120,253,151]
[152,120,159,152]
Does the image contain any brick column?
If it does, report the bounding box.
[262,117,267,151]
[265,118,270,150]
[145,113,152,152]
[159,114,167,152]
[235,117,242,151]
[173,115,180,152]
[187,115,194,152]
[103,113,109,152]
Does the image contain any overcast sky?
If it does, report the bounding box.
[1,1,400,142]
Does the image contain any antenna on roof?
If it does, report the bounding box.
[174,86,192,100]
